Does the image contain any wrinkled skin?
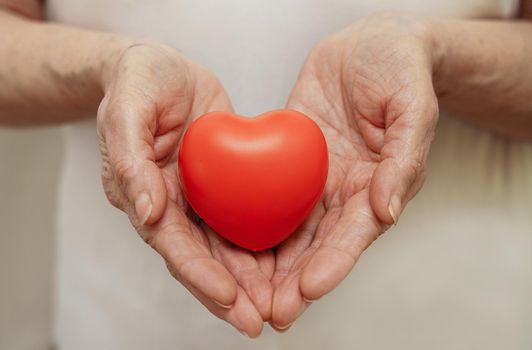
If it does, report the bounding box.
[97,43,274,337]
[97,12,440,337]
[270,13,439,329]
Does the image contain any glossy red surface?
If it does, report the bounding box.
[178,110,328,251]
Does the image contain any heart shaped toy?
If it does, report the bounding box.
[178,110,328,251]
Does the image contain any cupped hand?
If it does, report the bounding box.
[97,43,273,337]
[271,12,439,329]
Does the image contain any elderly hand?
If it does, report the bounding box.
[271,12,439,330]
[97,43,273,337]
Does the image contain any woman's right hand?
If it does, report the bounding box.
[97,43,274,337]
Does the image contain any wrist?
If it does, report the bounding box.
[98,36,137,93]
[422,17,450,96]
[355,12,445,91]
[98,40,188,95]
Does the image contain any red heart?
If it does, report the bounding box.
[178,109,328,251]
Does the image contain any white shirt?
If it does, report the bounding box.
[45,1,532,349]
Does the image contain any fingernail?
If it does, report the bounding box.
[273,322,293,331]
[388,194,402,225]
[135,192,152,225]
[302,297,314,303]
[240,330,249,338]
[214,300,233,309]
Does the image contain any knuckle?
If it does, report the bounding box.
[96,103,122,142]
[145,221,188,254]
[402,156,425,185]
[101,159,127,211]
[112,156,136,189]
[424,94,440,124]
[102,180,123,210]
[407,166,427,200]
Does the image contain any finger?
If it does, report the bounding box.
[271,202,325,288]
[205,226,274,320]
[370,91,439,225]
[185,282,263,338]
[98,96,167,226]
[141,200,238,308]
[153,128,182,162]
[270,248,315,331]
[300,189,385,302]
[270,204,338,329]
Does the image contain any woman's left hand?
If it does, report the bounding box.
[270,12,440,330]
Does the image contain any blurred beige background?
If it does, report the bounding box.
[0,127,61,350]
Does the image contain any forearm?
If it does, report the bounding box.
[0,11,131,125]
[429,18,532,139]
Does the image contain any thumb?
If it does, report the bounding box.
[98,97,167,226]
[369,97,438,225]
[370,156,423,225]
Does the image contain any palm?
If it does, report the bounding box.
[149,72,276,337]
[271,22,438,328]
[271,64,386,328]
[99,45,273,336]
[157,78,275,329]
